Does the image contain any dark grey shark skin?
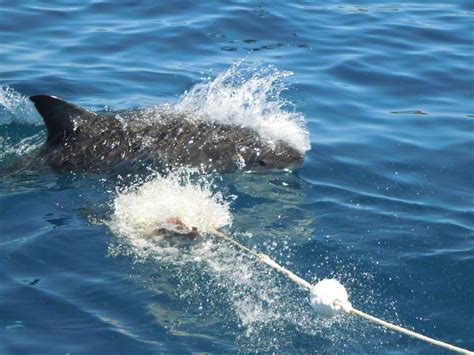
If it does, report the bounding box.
[15,95,305,173]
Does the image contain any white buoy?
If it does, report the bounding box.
[310,279,351,316]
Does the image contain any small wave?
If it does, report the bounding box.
[174,61,310,155]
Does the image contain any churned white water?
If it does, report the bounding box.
[0,85,41,125]
[0,86,45,163]
[108,171,232,238]
[175,62,311,154]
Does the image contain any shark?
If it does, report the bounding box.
[12,95,305,173]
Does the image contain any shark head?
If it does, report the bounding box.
[238,140,305,172]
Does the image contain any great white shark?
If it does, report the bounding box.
[12,95,305,173]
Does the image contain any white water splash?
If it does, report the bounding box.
[0,86,45,163]
[0,85,41,125]
[175,62,310,154]
[108,170,232,243]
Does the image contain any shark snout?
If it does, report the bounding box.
[255,145,305,170]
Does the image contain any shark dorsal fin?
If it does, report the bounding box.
[30,95,96,144]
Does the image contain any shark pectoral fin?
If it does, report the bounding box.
[30,95,96,145]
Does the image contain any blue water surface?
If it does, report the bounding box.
[1,1,473,353]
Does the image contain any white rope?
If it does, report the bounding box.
[210,229,473,354]
[212,229,312,290]
[342,303,473,354]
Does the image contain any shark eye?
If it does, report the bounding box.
[258,160,267,167]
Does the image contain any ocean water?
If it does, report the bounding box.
[1,1,473,353]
